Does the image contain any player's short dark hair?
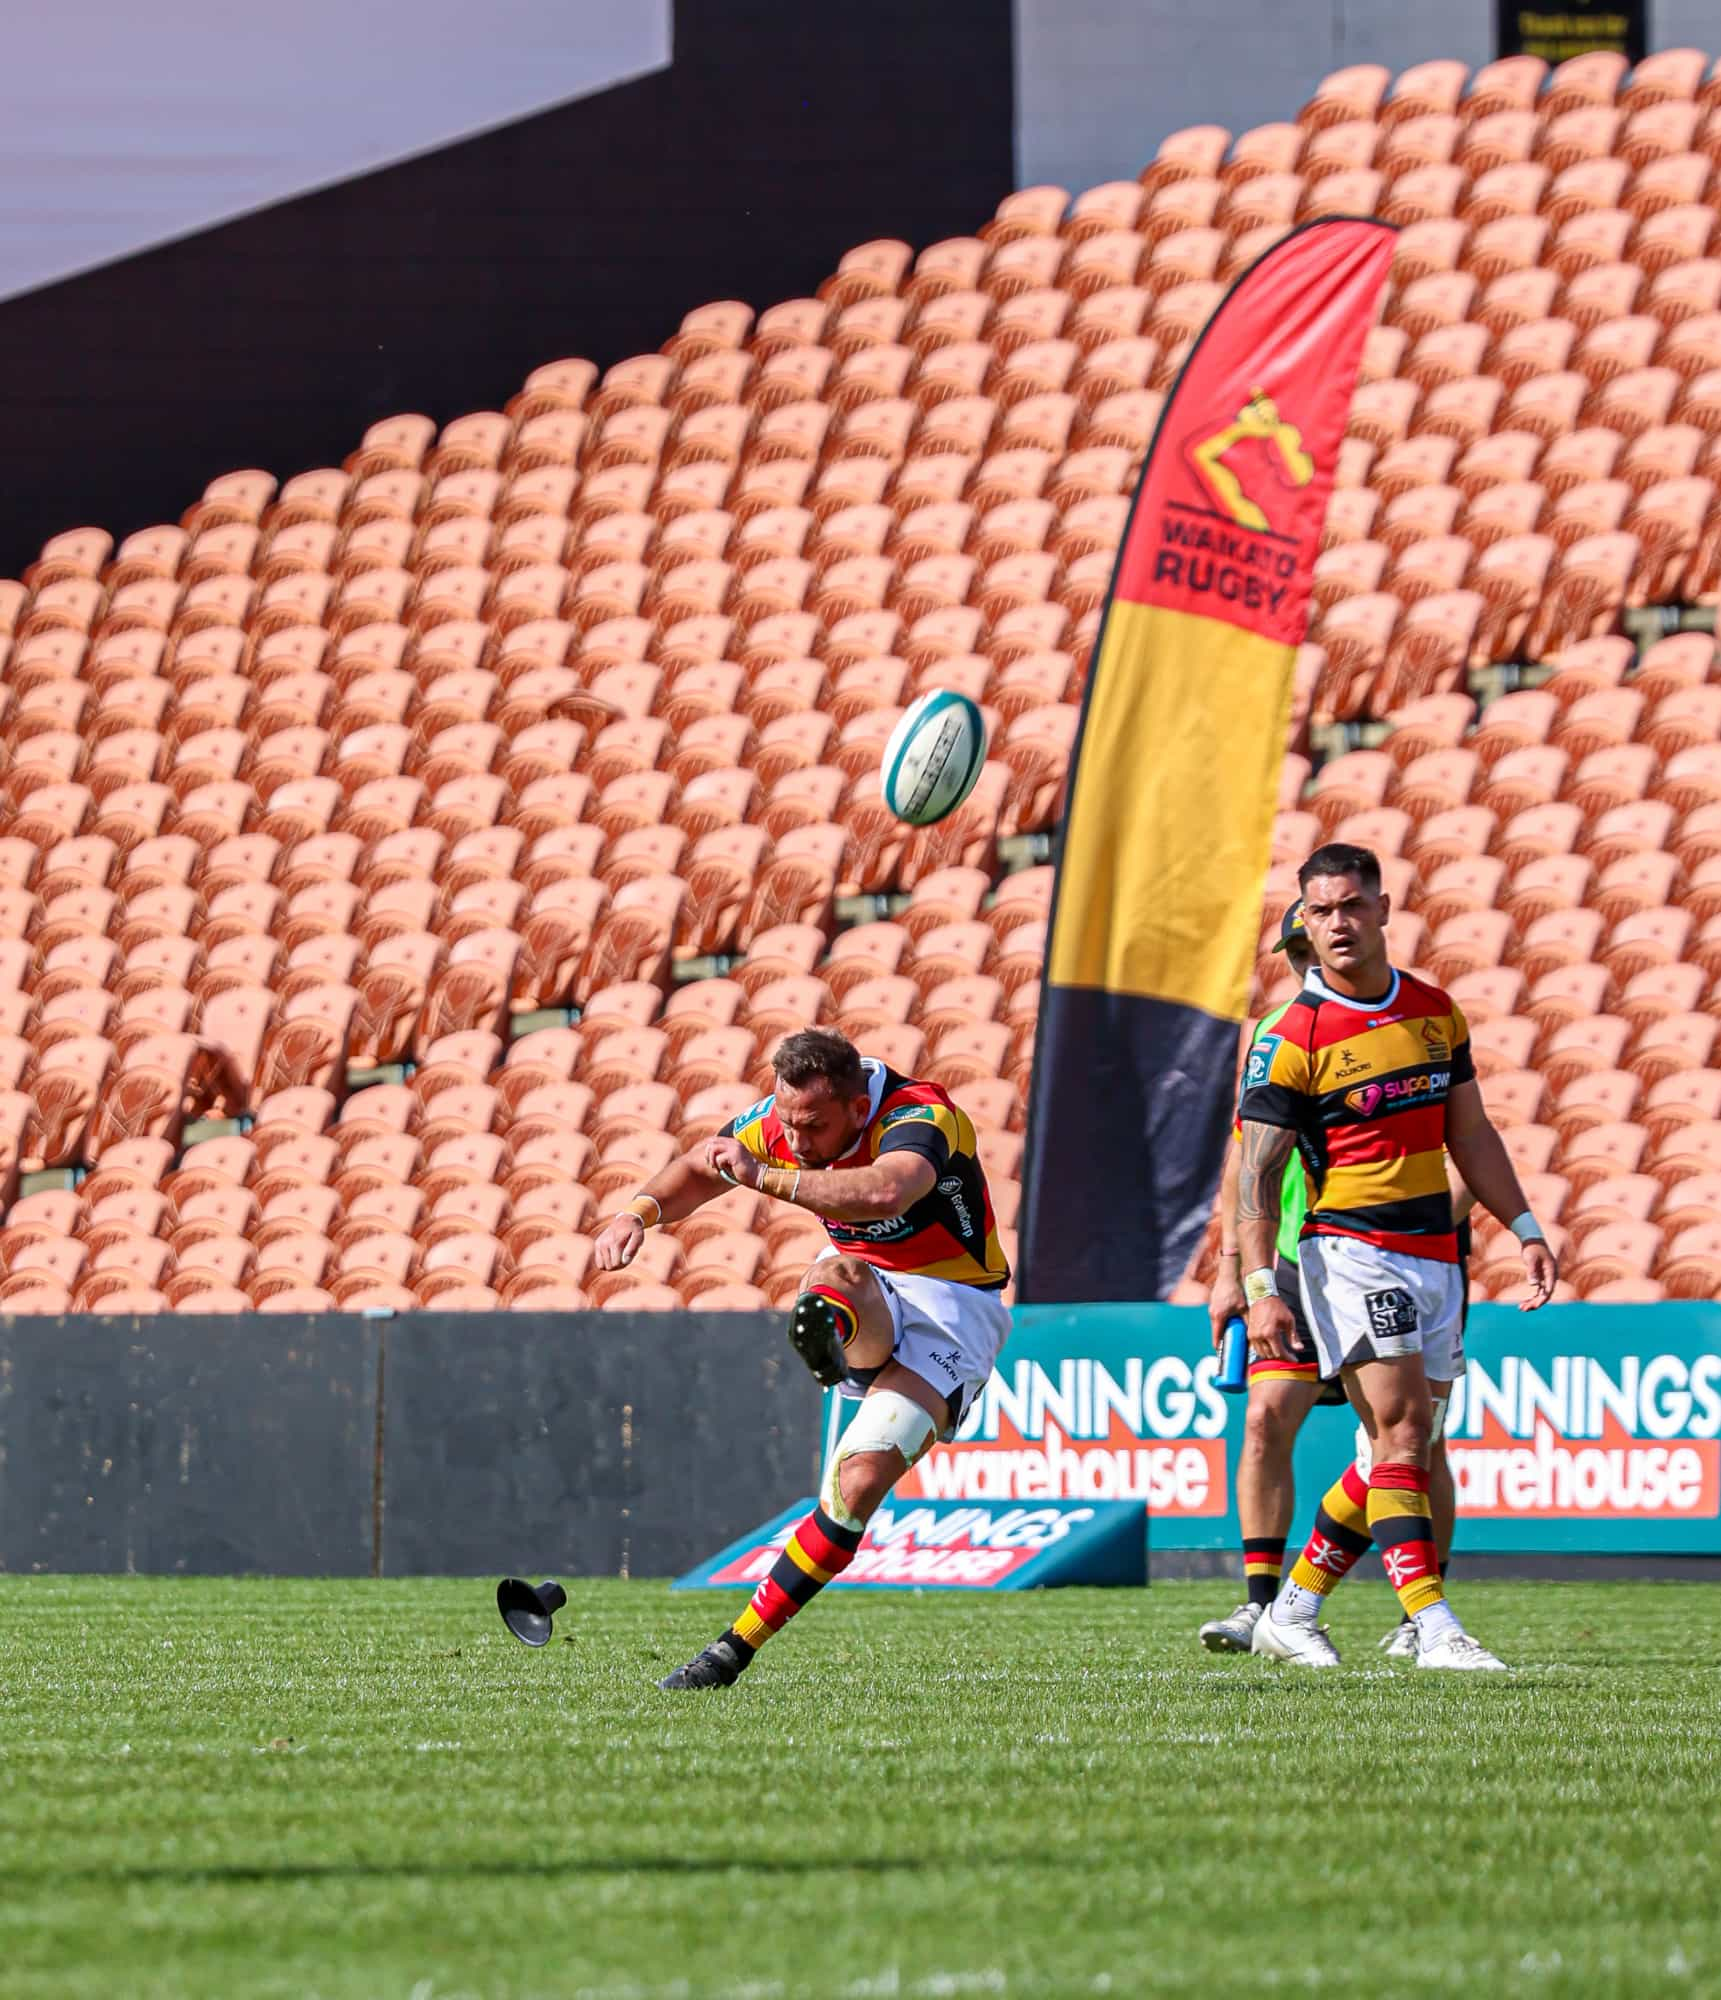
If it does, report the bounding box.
[772,1027,868,1097]
[1298,842,1382,896]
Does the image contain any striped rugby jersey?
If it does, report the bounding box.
[1234,998,1309,1266]
[721,1059,1009,1290]
[1237,965,1476,1263]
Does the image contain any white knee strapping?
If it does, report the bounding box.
[1354,1395,1447,1479]
[819,1390,938,1531]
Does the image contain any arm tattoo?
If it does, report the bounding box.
[1236,1121,1296,1226]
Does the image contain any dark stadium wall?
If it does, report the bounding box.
[0,0,1014,577]
[0,1314,382,1576]
[0,1311,822,1577]
[8,1306,1719,1578]
[378,1311,823,1580]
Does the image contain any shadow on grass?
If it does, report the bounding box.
[14,1853,1043,1886]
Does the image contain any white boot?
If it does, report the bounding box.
[1379,1621,1419,1661]
[1417,1630,1508,1671]
[1199,1602,1264,1654]
[1251,1603,1342,1667]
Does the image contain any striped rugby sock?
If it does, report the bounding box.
[1243,1536,1287,1609]
[1278,1464,1372,1624]
[1366,1463,1446,1622]
[1399,1557,1450,1625]
[727,1505,864,1658]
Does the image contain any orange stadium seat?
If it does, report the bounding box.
[5,57,1719,1307]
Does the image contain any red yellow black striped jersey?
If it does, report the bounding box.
[720,1060,1009,1289]
[1236,966,1475,1263]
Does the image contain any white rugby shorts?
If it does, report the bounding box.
[1298,1232,1467,1384]
[818,1251,1010,1436]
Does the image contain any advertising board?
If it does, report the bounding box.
[676,1497,1146,1593]
[878,1304,1721,1556]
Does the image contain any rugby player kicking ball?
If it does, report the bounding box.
[593,1027,1010,1690]
[1236,843,1557,1670]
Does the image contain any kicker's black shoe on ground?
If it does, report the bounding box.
[657,1636,749,1690]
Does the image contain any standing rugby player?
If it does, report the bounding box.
[593,1028,1009,1690]
[1236,844,1557,1670]
[1201,903,1465,1659]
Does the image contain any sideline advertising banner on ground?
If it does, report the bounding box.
[865,1304,1721,1557]
[675,1498,1145,1593]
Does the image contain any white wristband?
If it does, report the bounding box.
[1243,1267,1277,1306]
[1508,1212,1544,1243]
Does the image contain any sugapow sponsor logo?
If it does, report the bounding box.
[1345,1070,1449,1116]
[895,1357,1229,1514]
[1448,1354,1721,1519]
[832,1215,915,1242]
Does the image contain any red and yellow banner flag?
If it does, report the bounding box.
[1020,219,1396,1304]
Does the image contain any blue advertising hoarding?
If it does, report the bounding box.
[675,1497,1146,1593]
[878,1304,1721,1557]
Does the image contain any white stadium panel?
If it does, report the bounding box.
[1011,0,1699,205]
[0,0,671,302]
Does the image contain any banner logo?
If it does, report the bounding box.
[895,1355,1229,1514]
[1449,1355,1721,1519]
[682,1498,1146,1593]
[1186,387,1314,533]
[708,1504,1100,1589]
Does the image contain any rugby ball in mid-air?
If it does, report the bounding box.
[880,689,988,826]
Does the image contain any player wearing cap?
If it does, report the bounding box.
[592,1027,1009,1690]
[1200,901,1468,1659]
[1236,844,1556,1671]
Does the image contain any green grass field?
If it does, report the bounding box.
[1,1577,1716,2000]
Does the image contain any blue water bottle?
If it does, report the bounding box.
[1217,1315,1250,1395]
